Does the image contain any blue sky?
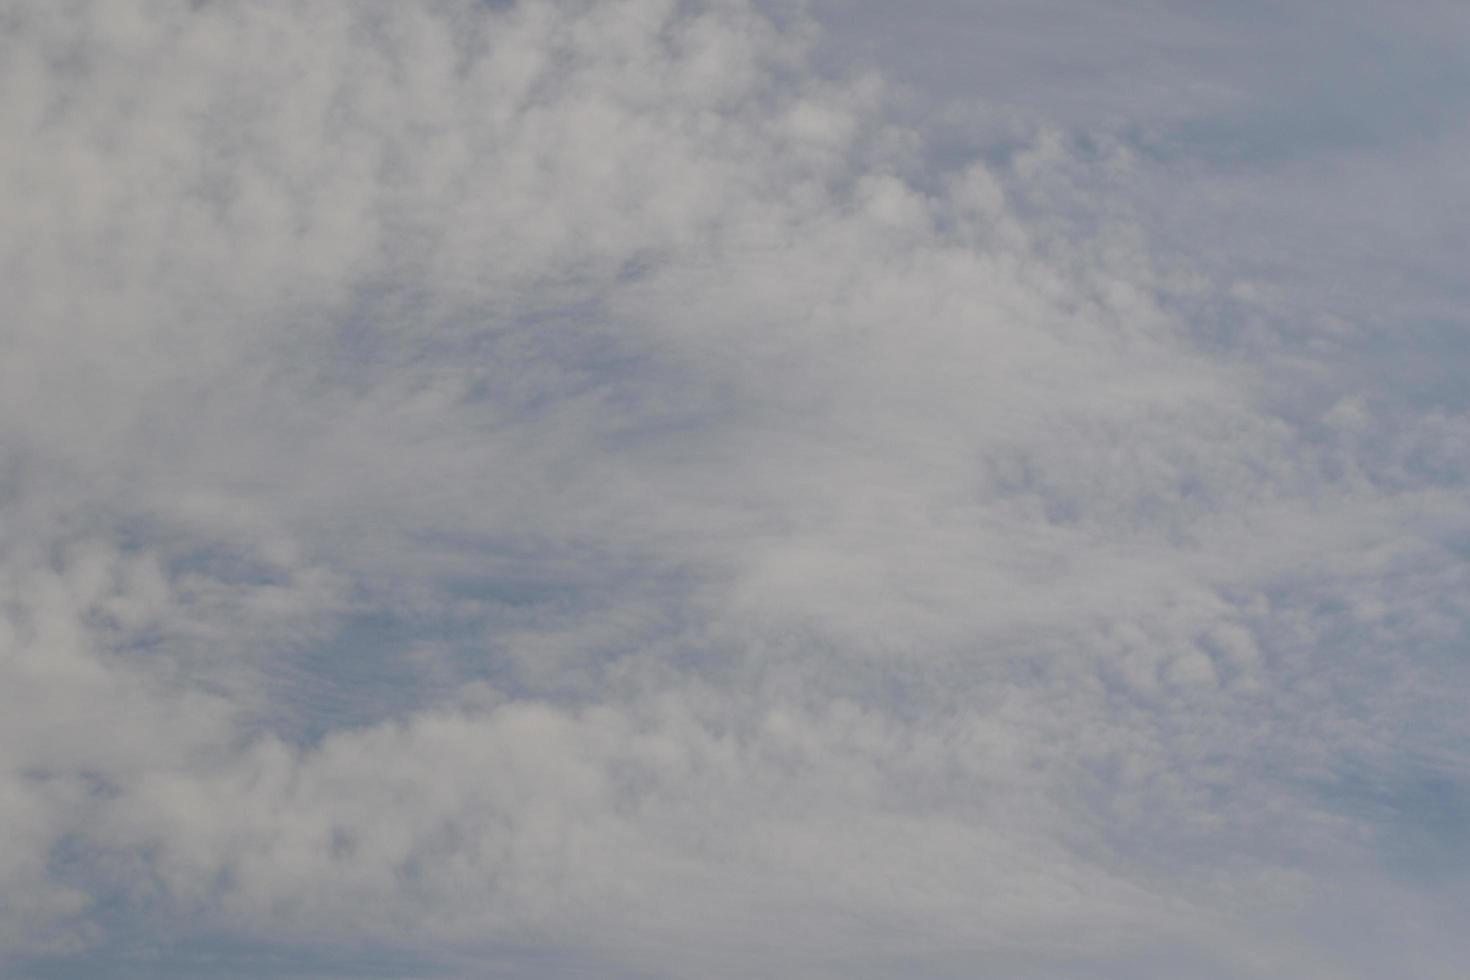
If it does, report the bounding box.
[2,2,1468,977]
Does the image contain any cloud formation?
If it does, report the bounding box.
[3,1,1468,977]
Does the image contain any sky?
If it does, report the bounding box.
[2,1,1468,978]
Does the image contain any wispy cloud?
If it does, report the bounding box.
[3,1,1467,977]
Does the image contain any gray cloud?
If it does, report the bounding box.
[3,1,1468,977]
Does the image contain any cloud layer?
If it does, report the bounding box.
[3,2,1468,977]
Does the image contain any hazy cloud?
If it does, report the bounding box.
[3,1,1468,977]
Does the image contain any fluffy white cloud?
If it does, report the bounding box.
[2,1,1467,977]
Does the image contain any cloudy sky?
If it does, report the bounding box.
[3,1,1468,977]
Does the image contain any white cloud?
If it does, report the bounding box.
[2,1,1468,977]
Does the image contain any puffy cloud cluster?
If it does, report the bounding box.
[2,1,1468,977]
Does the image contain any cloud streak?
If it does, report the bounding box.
[3,1,1468,977]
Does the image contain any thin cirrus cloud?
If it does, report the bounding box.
[2,1,1468,978]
